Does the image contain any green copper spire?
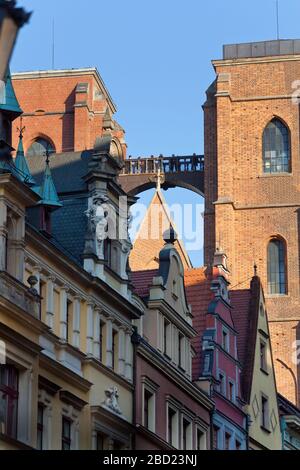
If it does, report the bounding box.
[0,69,22,117]
[15,124,36,186]
[38,150,62,209]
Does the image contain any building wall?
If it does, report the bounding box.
[204,54,300,404]
[135,354,211,450]
[11,69,126,155]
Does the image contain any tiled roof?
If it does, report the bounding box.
[231,277,261,402]
[184,267,213,380]
[131,269,159,298]
[230,289,251,372]
[27,150,92,194]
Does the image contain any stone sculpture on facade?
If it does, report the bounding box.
[102,387,122,415]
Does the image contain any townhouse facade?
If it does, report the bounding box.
[131,230,213,450]
[0,71,144,450]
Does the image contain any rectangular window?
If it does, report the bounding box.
[0,365,19,439]
[178,333,185,370]
[163,319,171,358]
[62,417,72,450]
[97,432,104,450]
[197,429,205,450]
[40,280,47,322]
[99,320,105,363]
[182,418,191,450]
[260,341,267,372]
[219,372,226,397]
[261,395,270,430]
[229,381,235,402]
[222,329,229,352]
[236,440,241,450]
[168,407,177,447]
[66,300,72,343]
[225,432,231,450]
[213,425,220,450]
[37,404,44,450]
[144,389,152,430]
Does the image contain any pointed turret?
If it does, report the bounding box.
[14,124,36,186]
[38,151,61,209]
[0,69,22,117]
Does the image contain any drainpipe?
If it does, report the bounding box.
[246,414,251,450]
[210,407,215,450]
[131,326,140,451]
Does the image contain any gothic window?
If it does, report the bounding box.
[267,238,287,295]
[27,138,55,157]
[263,119,291,173]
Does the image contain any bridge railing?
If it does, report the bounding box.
[121,155,204,175]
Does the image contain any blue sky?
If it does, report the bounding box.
[11,0,300,266]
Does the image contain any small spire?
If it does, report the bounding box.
[38,149,62,209]
[163,224,177,245]
[15,121,36,187]
[254,263,258,277]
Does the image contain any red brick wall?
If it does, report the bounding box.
[11,71,126,156]
[204,55,300,404]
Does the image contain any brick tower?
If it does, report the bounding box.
[204,40,300,405]
[11,68,126,156]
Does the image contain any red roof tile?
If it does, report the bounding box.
[131,269,159,298]
[230,289,251,371]
[184,267,213,380]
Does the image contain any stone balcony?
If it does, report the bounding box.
[0,271,40,319]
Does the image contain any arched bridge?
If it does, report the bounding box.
[119,154,204,196]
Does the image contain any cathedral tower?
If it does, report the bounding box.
[204,40,300,404]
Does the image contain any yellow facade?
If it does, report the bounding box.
[0,147,142,450]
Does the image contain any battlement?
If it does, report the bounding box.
[223,39,300,60]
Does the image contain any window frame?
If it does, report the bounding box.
[0,364,19,439]
[37,403,45,450]
[261,394,270,431]
[262,118,291,174]
[61,416,72,451]
[267,237,287,295]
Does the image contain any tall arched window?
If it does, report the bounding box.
[27,138,55,157]
[263,119,290,173]
[267,238,287,294]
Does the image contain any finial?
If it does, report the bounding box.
[44,142,54,166]
[163,224,177,245]
[17,116,25,140]
[254,263,258,277]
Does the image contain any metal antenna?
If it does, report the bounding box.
[52,18,55,69]
[276,0,280,40]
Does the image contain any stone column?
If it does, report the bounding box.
[0,201,7,271]
[93,309,101,359]
[86,302,95,356]
[125,330,133,381]
[105,317,113,369]
[46,276,55,330]
[118,327,126,377]
[59,287,69,341]
[72,296,81,349]
[32,265,42,294]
